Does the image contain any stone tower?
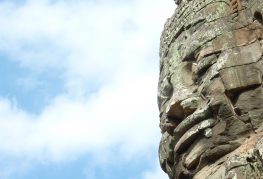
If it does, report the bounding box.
[158,0,263,178]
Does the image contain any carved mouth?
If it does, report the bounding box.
[166,97,216,170]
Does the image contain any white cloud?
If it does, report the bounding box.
[0,70,160,162]
[0,0,175,177]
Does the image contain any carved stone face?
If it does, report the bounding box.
[158,1,263,178]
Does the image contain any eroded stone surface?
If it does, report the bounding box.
[158,0,263,178]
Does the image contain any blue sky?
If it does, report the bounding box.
[0,0,175,178]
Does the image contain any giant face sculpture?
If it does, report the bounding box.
[158,0,263,178]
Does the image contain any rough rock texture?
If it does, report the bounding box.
[158,0,263,178]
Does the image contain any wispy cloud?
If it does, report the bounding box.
[0,0,175,178]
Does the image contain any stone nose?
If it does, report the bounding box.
[166,93,200,121]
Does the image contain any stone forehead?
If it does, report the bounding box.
[159,0,249,59]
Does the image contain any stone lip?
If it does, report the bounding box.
[173,118,216,154]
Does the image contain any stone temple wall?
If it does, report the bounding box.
[158,0,263,178]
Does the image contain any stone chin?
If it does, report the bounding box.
[158,0,263,178]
